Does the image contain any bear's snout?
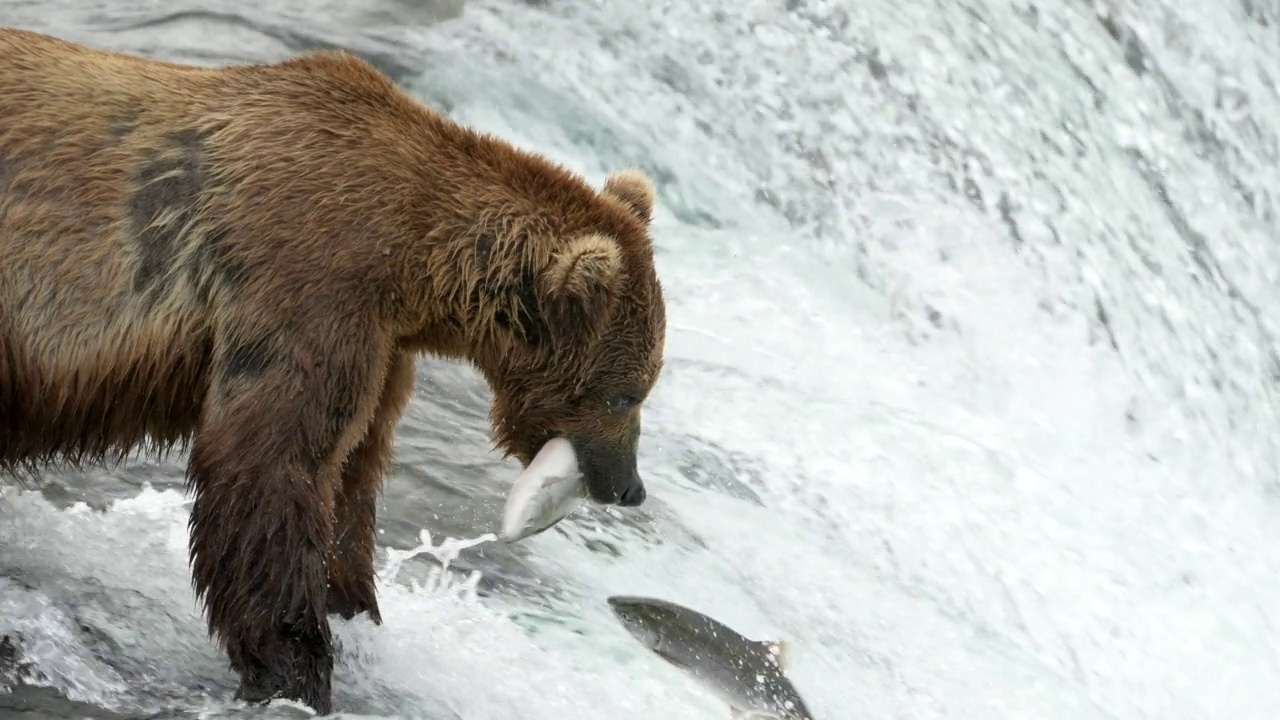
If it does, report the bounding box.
[618,477,646,507]
[586,463,646,507]
[571,435,647,508]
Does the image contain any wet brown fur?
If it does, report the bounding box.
[0,28,666,714]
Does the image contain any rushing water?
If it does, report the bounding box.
[2,0,1279,718]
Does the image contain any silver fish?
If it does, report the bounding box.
[607,595,815,719]
[499,436,587,542]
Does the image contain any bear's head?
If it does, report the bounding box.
[480,169,665,508]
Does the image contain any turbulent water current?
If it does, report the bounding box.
[2,1,1279,718]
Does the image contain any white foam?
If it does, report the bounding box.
[5,0,1280,718]
[0,488,715,719]
[408,2,1280,718]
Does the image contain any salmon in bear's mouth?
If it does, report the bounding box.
[499,436,586,542]
[498,430,649,542]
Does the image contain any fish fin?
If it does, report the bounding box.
[729,708,744,720]
[760,640,791,670]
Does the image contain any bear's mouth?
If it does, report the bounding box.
[566,436,646,507]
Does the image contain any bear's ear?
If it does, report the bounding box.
[539,233,623,344]
[603,169,656,224]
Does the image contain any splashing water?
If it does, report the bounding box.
[378,530,493,605]
[3,0,1280,719]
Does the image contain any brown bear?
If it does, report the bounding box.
[0,27,666,714]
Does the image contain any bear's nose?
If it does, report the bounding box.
[618,481,646,507]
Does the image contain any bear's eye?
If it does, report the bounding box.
[608,393,638,414]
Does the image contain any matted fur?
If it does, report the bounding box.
[0,27,666,715]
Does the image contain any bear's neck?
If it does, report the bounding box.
[387,228,519,373]
[370,114,603,370]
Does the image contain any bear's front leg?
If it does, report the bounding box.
[186,328,390,715]
[327,351,417,623]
